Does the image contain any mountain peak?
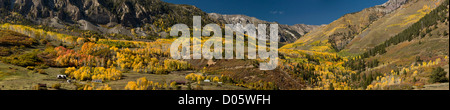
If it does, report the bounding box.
[1,0,319,43]
[379,0,409,13]
[208,13,320,42]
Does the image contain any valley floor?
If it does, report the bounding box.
[0,61,247,90]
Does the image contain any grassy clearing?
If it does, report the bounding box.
[0,61,67,90]
[0,61,247,90]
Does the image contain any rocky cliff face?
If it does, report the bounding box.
[2,0,213,27]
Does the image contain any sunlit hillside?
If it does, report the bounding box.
[0,0,448,90]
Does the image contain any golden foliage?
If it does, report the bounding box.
[124,77,165,90]
[65,66,122,81]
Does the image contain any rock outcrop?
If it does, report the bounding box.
[0,0,319,43]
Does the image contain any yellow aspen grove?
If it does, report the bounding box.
[83,84,93,90]
[213,76,220,82]
[96,84,112,90]
[125,81,138,90]
[1,23,77,44]
[65,66,122,81]
[124,77,165,90]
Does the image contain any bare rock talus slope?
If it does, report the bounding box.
[343,0,443,54]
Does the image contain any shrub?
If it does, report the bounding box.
[36,64,49,69]
[1,50,42,67]
[429,67,449,83]
[170,81,177,89]
[36,69,46,74]
[32,84,47,90]
[52,83,61,89]
[26,66,35,70]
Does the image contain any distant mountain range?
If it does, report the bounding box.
[0,0,320,43]
[0,0,447,54]
[208,13,321,42]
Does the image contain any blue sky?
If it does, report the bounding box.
[162,0,388,25]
